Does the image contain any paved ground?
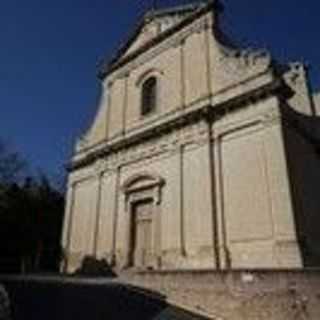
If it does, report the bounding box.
[0,276,210,320]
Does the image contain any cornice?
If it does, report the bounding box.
[68,73,284,172]
[107,15,211,83]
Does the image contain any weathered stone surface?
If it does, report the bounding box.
[61,1,320,273]
[2,271,320,319]
[123,270,320,320]
[0,276,210,320]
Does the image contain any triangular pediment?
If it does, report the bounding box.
[122,6,200,58]
[101,2,208,76]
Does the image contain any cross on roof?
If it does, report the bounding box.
[150,0,158,10]
[149,0,208,11]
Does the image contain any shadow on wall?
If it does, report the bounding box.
[281,87,320,267]
[0,277,210,320]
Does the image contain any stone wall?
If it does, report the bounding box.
[62,1,316,273]
[0,275,211,320]
[63,93,310,272]
[282,122,320,267]
[123,269,320,320]
[2,271,320,319]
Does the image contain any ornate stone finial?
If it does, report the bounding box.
[147,0,157,16]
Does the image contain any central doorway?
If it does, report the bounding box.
[130,199,154,268]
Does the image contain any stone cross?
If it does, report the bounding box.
[150,0,158,10]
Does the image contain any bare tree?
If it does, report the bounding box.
[0,284,11,320]
[0,139,26,186]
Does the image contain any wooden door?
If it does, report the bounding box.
[132,200,153,268]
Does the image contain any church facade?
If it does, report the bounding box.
[62,1,320,273]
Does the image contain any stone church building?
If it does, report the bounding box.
[62,1,320,273]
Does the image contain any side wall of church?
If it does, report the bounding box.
[282,123,320,267]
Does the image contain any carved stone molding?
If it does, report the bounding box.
[69,74,283,173]
[261,110,281,127]
[218,47,271,77]
[135,68,164,87]
[109,16,210,82]
[93,119,207,171]
[122,173,165,211]
[284,62,305,86]
[94,158,108,176]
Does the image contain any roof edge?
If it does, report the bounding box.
[98,0,223,80]
[144,1,208,20]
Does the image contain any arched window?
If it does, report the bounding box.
[141,77,157,116]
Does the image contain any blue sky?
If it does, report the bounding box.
[0,0,319,181]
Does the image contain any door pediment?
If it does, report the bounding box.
[122,173,165,210]
[122,173,165,194]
